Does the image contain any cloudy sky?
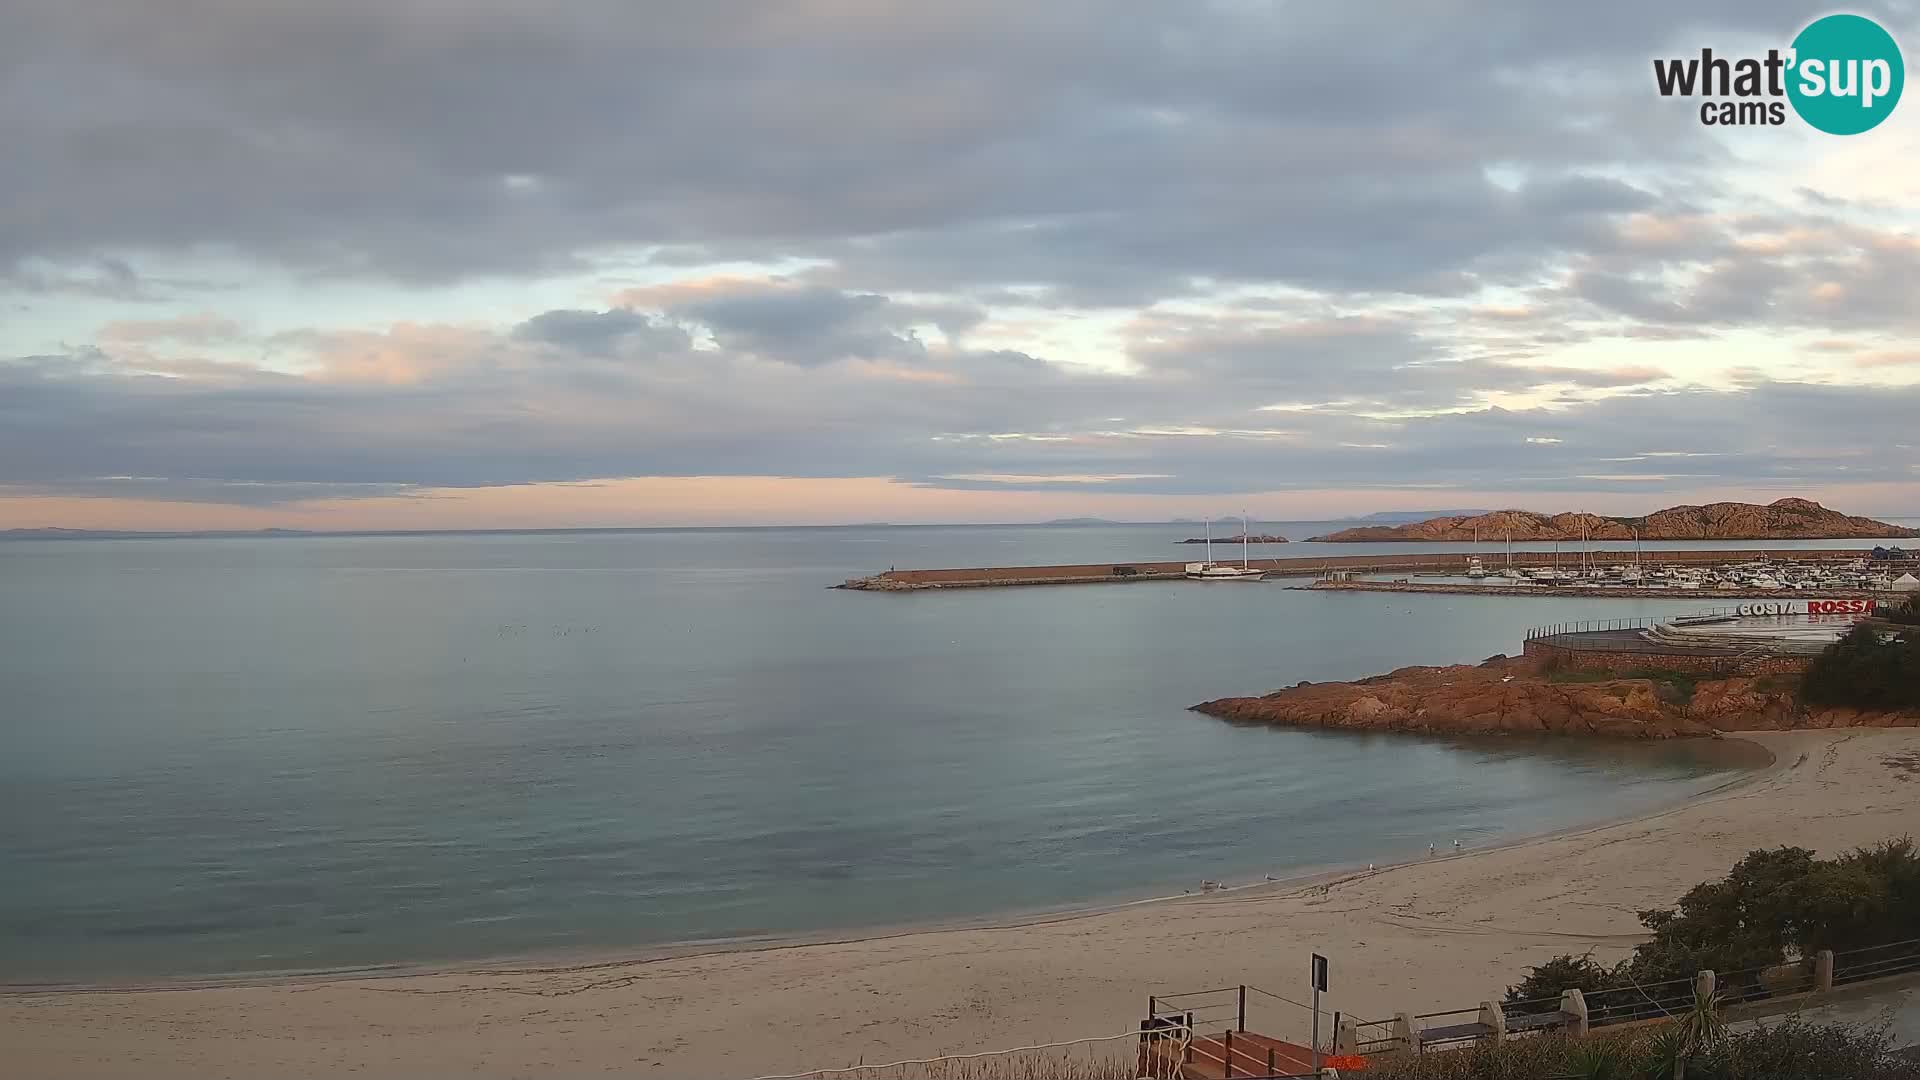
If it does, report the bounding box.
[4,1,1919,529]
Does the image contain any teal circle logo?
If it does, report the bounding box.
[1787,14,1904,134]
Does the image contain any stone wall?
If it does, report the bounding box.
[1522,638,1813,677]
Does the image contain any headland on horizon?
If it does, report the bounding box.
[1309,498,1919,542]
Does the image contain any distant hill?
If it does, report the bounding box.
[1042,517,1121,525]
[1308,499,1920,542]
[0,527,314,541]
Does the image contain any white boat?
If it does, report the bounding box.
[1185,516,1266,580]
[1621,529,1644,583]
[1466,556,1488,579]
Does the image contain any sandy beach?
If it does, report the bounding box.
[7,728,1919,1079]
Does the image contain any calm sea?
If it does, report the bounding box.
[2,521,1911,984]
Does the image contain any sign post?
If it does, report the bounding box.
[1311,953,1329,1078]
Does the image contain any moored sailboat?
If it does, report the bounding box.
[1185,515,1267,580]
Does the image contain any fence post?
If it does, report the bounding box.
[1393,1011,1419,1058]
[1238,984,1247,1033]
[1815,950,1834,993]
[1335,1015,1360,1055]
[1478,1000,1506,1042]
[1560,988,1589,1037]
[1695,969,1716,1005]
[1267,1047,1276,1077]
[1223,1028,1234,1078]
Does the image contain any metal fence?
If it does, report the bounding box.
[1350,1016,1399,1057]
[1412,1006,1492,1050]
[1584,974,1700,1028]
[1834,937,1920,986]
[1524,610,1750,642]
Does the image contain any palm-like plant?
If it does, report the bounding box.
[1657,986,1727,1080]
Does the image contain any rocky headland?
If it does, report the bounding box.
[1192,655,1920,739]
[1308,498,1917,543]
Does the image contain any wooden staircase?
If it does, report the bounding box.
[1177,1029,1320,1079]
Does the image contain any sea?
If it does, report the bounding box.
[2,520,1913,985]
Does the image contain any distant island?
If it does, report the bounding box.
[1179,534,1289,544]
[1042,517,1122,526]
[0,527,315,541]
[1307,498,1919,542]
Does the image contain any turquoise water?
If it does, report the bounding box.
[4,522,1899,984]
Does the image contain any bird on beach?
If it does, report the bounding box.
[1427,843,1436,856]
[1454,839,1462,851]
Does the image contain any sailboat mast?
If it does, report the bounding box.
[1205,519,1213,565]
[1241,513,1250,570]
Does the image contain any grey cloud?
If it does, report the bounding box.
[5,314,1915,505]
[673,286,922,365]
[512,309,689,355]
[6,0,1894,304]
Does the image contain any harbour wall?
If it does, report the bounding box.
[1521,637,1817,677]
[842,548,1899,590]
[1300,580,1893,601]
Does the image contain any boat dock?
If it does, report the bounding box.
[1297,579,1895,601]
[837,548,1911,591]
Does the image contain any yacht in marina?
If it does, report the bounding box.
[1185,516,1267,580]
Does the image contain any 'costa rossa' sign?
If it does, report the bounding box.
[1807,599,1879,615]
[1734,599,1879,616]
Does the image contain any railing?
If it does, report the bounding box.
[1148,983,1327,1048]
[1149,985,1248,1033]
[1524,610,1748,642]
[1499,993,1569,1020]
[1350,1015,1399,1056]
[743,1023,1185,1080]
[1584,974,1699,1028]
[1181,1029,1317,1079]
[1833,936,1920,985]
[1413,1006,1493,1049]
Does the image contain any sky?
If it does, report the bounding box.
[3,1,1919,530]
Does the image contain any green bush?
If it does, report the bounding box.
[1886,593,1920,627]
[1508,839,1920,1006]
[1361,1018,1907,1080]
[1801,625,1920,710]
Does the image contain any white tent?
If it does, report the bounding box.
[1892,572,1920,592]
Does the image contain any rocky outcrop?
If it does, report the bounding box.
[1193,656,1920,739]
[1308,499,1918,543]
[1180,534,1289,544]
[836,575,926,591]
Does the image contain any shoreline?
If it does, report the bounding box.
[1,736,1776,997]
[11,729,1917,1080]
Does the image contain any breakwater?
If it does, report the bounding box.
[1297,580,1894,601]
[837,548,1895,590]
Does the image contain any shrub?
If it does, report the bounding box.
[1360,1018,1906,1080]
[1504,953,1617,1014]
[1886,593,1920,627]
[1508,839,1920,1007]
[1801,625,1920,711]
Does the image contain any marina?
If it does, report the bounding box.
[840,547,1920,593]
